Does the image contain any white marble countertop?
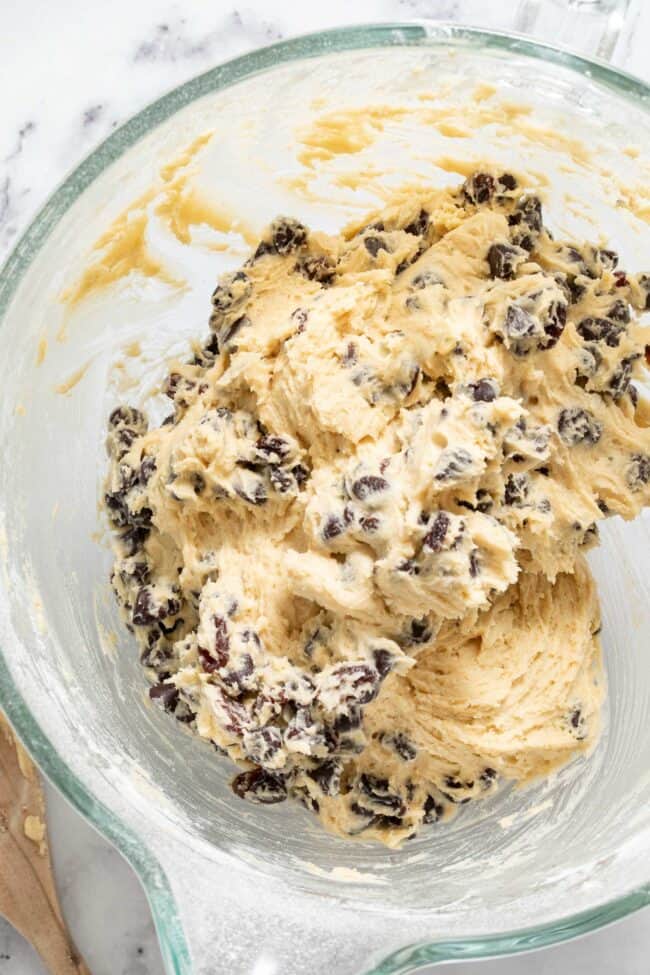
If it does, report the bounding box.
[2,1,650,973]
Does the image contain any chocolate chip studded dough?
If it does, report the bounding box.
[104,170,650,847]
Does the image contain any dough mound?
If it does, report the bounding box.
[104,171,650,846]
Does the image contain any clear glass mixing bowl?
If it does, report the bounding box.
[1,22,650,975]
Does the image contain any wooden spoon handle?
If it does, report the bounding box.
[0,714,90,975]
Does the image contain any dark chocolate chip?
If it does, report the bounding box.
[463,172,495,205]
[364,235,388,258]
[423,511,450,552]
[404,209,430,236]
[231,768,287,804]
[149,682,179,712]
[576,317,623,348]
[469,378,498,402]
[487,242,521,280]
[504,472,530,507]
[271,217,308,254]
[626,454,650,490]
[351,475,389,501]
[557,408,602,446]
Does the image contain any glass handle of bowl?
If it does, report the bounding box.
[149,836,426,975]
[511,0,641,63]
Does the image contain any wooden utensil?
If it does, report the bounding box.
[0,713,90,974]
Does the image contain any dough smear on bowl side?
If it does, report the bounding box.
[103,170,650,846]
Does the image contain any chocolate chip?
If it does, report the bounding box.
[307,759,342,796]
[330,663,382,705]
[607,355,638,400]
[323,515,344,540]
[567,276,586,303]
[396,559,420,575]
[108,405,147,431]
[575,344,602,385]
[271,217,308,254]
[139,456,156,485]
[608,299,631,324]
[487,242,521,280]
[480,767,497,785]
[469,549,480,577]
[423,795,444,823]
[406,618,432,645]
[364,235,388,258]
[423,511,450,552]
[292,464,309,488]
[295,254,336,285]
[404,209,430,236]
[386,732,417,761]
[256,435,290,461]
[626,454,650,490]
[269,466,293,493]
[333,707,362,734]
[410,270,441,290]
[198,647,221,674]
[212,615,230,666]
[132,587,179,627]
[372,648,394,678]
[351,475,389,500]
[234,479,267,506]
[251,240,274,262]
[236,459,265,474]
[543,300,567,348]
[443,774,472,791]
[211,270,252,317]
[469,378,498,402]
[557,408,602,446]
[221,653,255,694]
[576,317,623,348]
[463,172,495,205]
[510,195,543,248]
[291,307,309,331]
[435,448,474,481]
[120,525,150,556]
[149,682,179,712]
[504,472,530,506]
[636,274,650,309]
[350,801,376,822]
[201,333,220,358]
[597,248,618,270]
[504,304,537,353]
[221,314,250,347]
[498,173,517,191]
[164,372,195,403]
[231,768,287,804]
[244,726,283,767]
[567,707,587,740]
[359,774,405,815]
[372,815,405,830]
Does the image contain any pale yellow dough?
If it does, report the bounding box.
[105,170,650,845]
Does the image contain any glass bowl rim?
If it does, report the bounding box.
[1,20,650,975]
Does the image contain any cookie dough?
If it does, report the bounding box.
[104,170,650,846]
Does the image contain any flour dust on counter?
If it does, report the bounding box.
[102,170,650,847]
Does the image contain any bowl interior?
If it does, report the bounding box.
[1,36,650,932]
